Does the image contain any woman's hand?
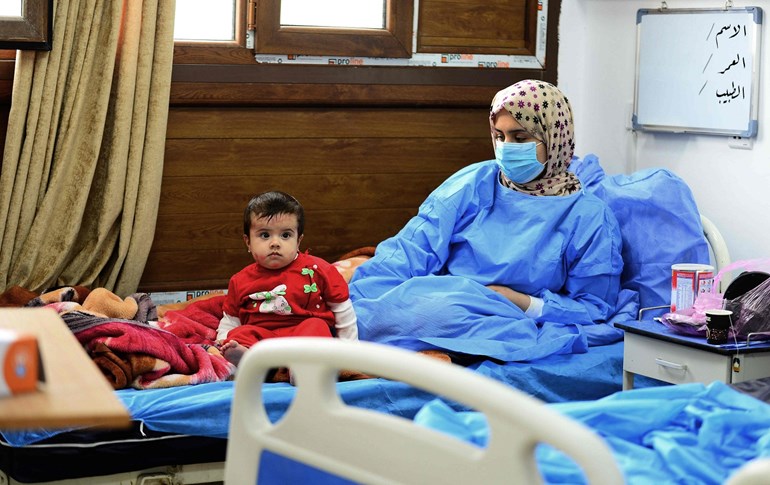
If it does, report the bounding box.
[486,285,531,312]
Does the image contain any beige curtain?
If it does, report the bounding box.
[0,0,175,296]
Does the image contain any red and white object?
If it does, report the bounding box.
[671,263,715,313]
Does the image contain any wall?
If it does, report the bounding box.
[559,0,770,265]
[1,2,563,293]
[135,0,563,292]
[142,106,490,291]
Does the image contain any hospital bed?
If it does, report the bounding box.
[225,337,623,484]
[223,338,770,485]
[0,160,733,484]
[0,326,627,484]
[224,338,770,484]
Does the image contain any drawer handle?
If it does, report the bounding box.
[655,358,687,371]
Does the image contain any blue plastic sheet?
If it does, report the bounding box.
[414,382,770,484]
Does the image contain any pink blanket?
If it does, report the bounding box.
[46,293,235,390]
[155,295,226,345]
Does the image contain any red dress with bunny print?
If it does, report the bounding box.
[222,252,350,346]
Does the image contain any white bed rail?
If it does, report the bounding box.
[701,214,731,292]
[224,338,623,485]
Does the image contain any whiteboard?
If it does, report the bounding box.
[633,7,763,136]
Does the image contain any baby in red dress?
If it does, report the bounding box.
[217,191,358,366]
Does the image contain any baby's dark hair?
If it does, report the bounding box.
[243,191,305,236]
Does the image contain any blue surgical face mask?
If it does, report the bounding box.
[494,141,544,184]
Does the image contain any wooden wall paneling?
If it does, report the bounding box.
[141,106,492,292]
[162,138,490,177]
[1,58,12,170]
[157,173,457,215]
[169,81,503,107]
[1,1,564,294]
[164,107,491,139]
[0,59,12,100]
[151,208,419,253]
[144,207,419,292]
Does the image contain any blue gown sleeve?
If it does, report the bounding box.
[350,192,469,297]
[536,203,623,325]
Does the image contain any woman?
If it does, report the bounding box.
[349,80,625,361]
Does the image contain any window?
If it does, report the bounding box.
[172,0,549,71]
[0,2,23,16]
[174,0,236,42]
[254,0,412,58]
[280,0,386,29]
[173,0,247,47]
[0,0,53,50]
[173,0,410,58]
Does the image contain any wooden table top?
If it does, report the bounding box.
[0,307,130,430]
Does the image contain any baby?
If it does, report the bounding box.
[217,191,358,366]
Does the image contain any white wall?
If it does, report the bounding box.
[559,0,769,264]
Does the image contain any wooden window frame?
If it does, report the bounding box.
[0,0,53,51]
[254,0,413,58]
[168,0,561,108]
[417,0,539,56]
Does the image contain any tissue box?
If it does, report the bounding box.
[0,329,40,397]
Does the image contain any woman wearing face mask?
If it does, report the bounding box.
[349,80,624,362]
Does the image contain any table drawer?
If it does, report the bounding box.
[624,333,732,385]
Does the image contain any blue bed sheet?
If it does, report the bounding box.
[415,381,770,484]
[1,341,624,447]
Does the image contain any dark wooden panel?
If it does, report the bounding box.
[165,107,492,139]
[173,45,256,65]
[0,106,8,160]
[140,248,250,292]
[147,104,495,291]
[172,63,544,86]
[156,173,450,215]
[150,208,415,252]
[151,213,243,252]
[418,0,533,54]
[169,81,503,107]
[163,138,488,177]
[147,104,498,290]
[0,59,13,103]
[0,81,11,104]
[141,208,414,291]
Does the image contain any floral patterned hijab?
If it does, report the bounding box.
[489,80,581,196]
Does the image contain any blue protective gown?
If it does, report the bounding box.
[349,160,625,361]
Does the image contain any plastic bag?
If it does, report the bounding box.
[725,276,770,340]
[661,258,770,339]
[661,293,724,336]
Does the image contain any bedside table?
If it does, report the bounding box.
[615,319,770,390]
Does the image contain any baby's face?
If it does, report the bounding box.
[244,212,303,270]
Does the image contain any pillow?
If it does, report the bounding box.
[575,155,710,310]
[333,246,376,283]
